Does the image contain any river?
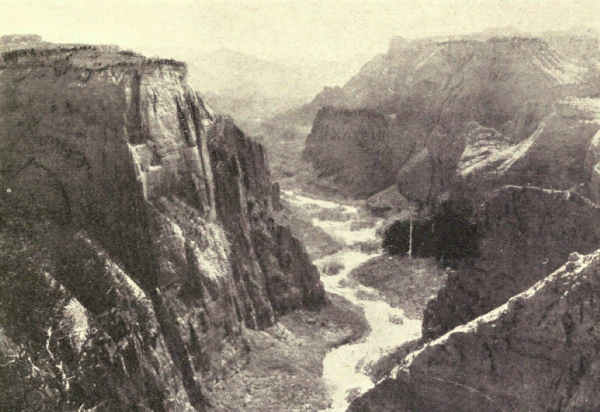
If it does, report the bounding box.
[281,190,421,412]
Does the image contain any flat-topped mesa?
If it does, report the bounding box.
[350,248,600,412]
[0,33,48,52]
[302,31,600,202]
[0,45,185,73]
[1,33,42,43]
[0,43,324,410]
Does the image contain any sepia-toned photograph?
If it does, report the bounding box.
[2,1,600,410]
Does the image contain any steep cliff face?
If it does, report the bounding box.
[350,249,600,412]
[301,35,600,203]
[315,35,599,123]
[458,98,600,198]
[0,225,195,411]
[0,45,324,410]
[302,107,418,197]
[351,37,600,410]
[422,186,600,341]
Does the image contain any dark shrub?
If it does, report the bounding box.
[432,199,479,261]
[382,199,479,264]
[382,219,435,257]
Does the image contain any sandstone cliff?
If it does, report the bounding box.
[458,98,600,198]
[350,248,600,411]
[422,186,600,341]
[301,35,600,203]
[0,44,325,410]
[302,107,419,197]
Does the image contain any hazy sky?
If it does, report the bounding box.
[2,0,600,64]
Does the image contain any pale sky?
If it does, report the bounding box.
[2,0,600,64]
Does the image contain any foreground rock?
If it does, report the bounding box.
[350,249,600,412]
[422,186,600,340]
[0,40,325,410]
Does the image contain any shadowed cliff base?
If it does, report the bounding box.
[382,198,480,264]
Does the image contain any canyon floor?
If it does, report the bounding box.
[209,294,368,411]
[217,182,448,411]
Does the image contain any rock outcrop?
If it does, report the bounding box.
[350,248,600,412]
[458,98,600,198]
[0,43,325,410]
[303,107,422,197]
[301,34,600,203]
[347,34,600,411]
[421,185,600,341]
[303,108,397,197]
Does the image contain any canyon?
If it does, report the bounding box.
[4,29,600,412]
[287,31,600,411]
[298,32,600,412]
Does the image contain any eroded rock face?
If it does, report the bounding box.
[586,129,600,202]
[302,35,600,203]
[350,249,600,412]
[302,107,400,197]
[459,99,600,197]
[423,186,600,341]
[0,223,196,411]
[0,44,324,410]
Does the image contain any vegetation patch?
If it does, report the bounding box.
[208,293,369,411]
[349,255,447,320]
[382,199,480,265]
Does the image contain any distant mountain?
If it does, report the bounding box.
[188,48,308,99]
[281,28,600,128]
[183,48,365,128]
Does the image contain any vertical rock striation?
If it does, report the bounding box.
[0,45,324,410]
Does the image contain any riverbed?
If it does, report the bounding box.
[281,190,422,412]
